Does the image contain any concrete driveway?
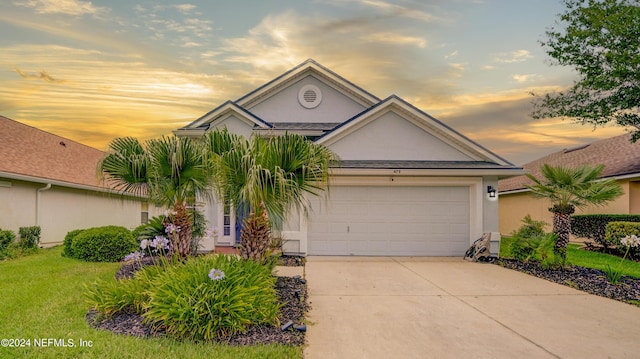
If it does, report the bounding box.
[302,257,640,359]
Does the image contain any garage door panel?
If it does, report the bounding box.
[308,186,471,256]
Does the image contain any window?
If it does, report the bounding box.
[223,203,231,236]
[141,202,149,224]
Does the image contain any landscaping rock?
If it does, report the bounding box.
[497,258,640,304]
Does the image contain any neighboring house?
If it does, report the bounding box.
[498,133,640,236]
[175,59,523,256]
[0,116,160,247]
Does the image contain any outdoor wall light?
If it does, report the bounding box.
[487,186,497,198]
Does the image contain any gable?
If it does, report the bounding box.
[326,111,472,161]
[317,96,514,165]
[210,115,255,138]
[247,75,369,124]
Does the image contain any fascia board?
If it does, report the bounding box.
[0,171,147,198]
[328,167,525,178]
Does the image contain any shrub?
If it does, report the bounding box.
[18,226,41,249]
[85,264,165,318]
[604,221,640,257]
[71,226,137,262]
[0,229,16,251]
[509,233,564,269]
[62,229,85,258]
[142,255,280,340]
[511,214,547,239]
[87,254,281,340]
[571,214,640,248]
[132,215,166,243]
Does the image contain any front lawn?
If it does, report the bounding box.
[500,236,640,279]
[0,246,301,359]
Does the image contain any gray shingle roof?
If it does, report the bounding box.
[499,133,640,192]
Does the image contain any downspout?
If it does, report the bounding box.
[36,183,52,226]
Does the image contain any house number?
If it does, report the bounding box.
[393,169,401,174]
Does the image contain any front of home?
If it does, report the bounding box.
[175,59,522,256]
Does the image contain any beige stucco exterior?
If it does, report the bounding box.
[0,178,162,247]
[499,178,640,236]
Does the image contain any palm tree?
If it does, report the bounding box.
[98,136,213,257]
[202,130,338,259]
[525,164,623,259]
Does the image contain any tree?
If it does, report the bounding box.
[202,130,338,259]
[98,136,213,257]
[525,164,623,260]
[531,0,640,141]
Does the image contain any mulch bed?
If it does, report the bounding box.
[497,258,640,304]
[87,258,309,345]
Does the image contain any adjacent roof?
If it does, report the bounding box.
[0,116,106,190]
[499,133,640,193]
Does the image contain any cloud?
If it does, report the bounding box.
[444,50,458,60]
[438,96,627,165]
[512,73,541,84]
[493,49,533,63]
[354,0,444,23]
[14,0,107,16]
[14,66,65,83]
[361,32,427,48]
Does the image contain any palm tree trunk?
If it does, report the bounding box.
[165,202,193,257]
[553,213,571,250]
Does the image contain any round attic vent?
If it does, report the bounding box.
[298,85,322,109]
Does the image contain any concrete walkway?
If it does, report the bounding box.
[302,257,640,359]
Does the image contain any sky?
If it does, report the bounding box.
[0,0,631,165]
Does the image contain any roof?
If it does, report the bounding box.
[499,133,640,193]
[0,116,106,189]
[338,160,515,170]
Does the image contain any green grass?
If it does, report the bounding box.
[0,247,301,359]
[500,236,640,279]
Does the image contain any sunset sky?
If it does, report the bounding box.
[0,0,630,165]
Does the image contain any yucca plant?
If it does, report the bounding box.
[526,164,623,260]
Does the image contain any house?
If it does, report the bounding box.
[0,116,160,247]
[498,133,640,236]
[175,59,523,256]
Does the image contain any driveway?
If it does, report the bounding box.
[302,257,640,359]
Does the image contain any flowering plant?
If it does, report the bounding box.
[604,235,640,284]
[208,268,225,281]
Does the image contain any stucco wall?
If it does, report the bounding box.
[499,179,636,236]
[0,179,161,247]
[248,76,366,124]
[328,111,473,161]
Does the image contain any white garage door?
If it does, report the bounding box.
[308,186,470,256]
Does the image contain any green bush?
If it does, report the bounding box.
[143,255,280,340]
[511,214,547,239]
[604,221,640,256]
[18,226,40,249]
[571,214,640,248]
[85,264,165,318]
[132,215,166,243]
[0,229,16,251]
[62,229,85,258]
[85,255,281,340]
[71,226,137,262]
[509,233,564,269]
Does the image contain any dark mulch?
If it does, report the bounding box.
[497,258,640,304]
[88,260,309,345]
